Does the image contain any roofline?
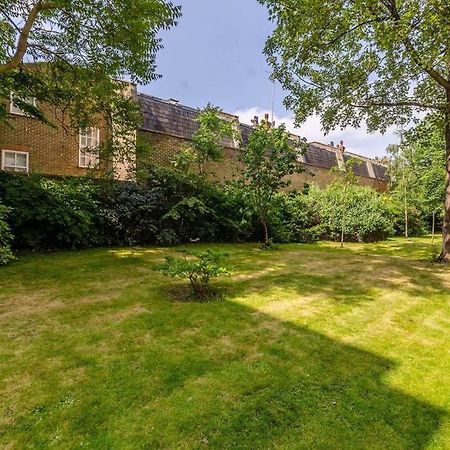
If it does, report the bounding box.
[137,93,388,168]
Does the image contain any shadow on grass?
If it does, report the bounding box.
[0,280,446,447]
[1,240,448,447]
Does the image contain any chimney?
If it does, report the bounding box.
[263,113,272,129]
[340,140,345,151]
[251,115,259,126]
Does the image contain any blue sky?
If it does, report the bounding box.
[139,0,399,158]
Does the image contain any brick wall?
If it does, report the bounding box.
[0,100,109,177]
[139,130,389,192]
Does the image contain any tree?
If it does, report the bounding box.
[258,0,450,261]
[331,157,360,247]
[0,0,180,172]
[238,122,305,246]
[387,115,446,239]
[190,105,237,175]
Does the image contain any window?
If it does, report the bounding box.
[10,95,36,116]
[79,128,100,168]
[1,150,29,173]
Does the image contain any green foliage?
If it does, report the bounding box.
[190,105,237,175]
[308,183,394,243]
[388,114,446,233]
[0,165,395,252]
[0,1,180,174]
[259,0,450,259]
[153,249,230,300]
[238,123,305,244]
[270,192,321,243]
[259,0,449,132]
[0,172,101,250]
[0,202,14,265]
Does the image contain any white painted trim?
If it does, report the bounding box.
[78,128,100,168]
[9,94,36,116]
[1,149,29,172]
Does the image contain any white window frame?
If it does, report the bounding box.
[9,94,36,116]
[79,128,100,169]
[1,150,29,173]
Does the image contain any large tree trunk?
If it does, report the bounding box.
[440,94,450,262]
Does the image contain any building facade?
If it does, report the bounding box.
[0,89,389,189]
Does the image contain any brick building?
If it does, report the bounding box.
[138,94,389,190]
[0,88,389,189]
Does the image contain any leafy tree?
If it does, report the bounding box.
[388,115,446,239]
[387,143,418,238]
[259,0,450,261]
[0,0,181,173]
[331,157,360,247]
[238,122,305,245]
[190,105,237,175]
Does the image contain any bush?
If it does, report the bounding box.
[0,166,394,251]
[384,196,427,236]
[308,183,394,242]
[153,249,230,300]
[269,192,320,243]
[99,181,162,246]
[0,203,14,265]
[0,172,102,250]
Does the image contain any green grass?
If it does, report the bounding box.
[0,237,449,449]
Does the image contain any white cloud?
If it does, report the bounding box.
[233,107,400,159]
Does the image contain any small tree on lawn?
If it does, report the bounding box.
[238,122,305,246]
[387,143,420,239]
[153,249,229,300]
[331,157,360,247]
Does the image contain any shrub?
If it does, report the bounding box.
[269,192,320,243]
[153,249,229,300]
[308,183,394,242]
[99,181,162,246]
[0,173,101,250]
[0,203,14,265]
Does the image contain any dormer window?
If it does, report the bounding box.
[10,95,36,116]
[79,128,100,168]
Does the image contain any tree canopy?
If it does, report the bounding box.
[0,0,181,171]
[259,0,450,261]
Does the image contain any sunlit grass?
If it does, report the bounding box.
[0,237,449,448]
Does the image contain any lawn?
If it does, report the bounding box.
[0,237,449,449]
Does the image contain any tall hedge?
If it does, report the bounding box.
[0,168,397,252]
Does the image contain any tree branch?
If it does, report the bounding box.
[348,100,442,110]
[0,1,58,74]
[386,0,450,90]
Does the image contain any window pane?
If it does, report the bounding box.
[4,152,15,166]
[16,153,27,167]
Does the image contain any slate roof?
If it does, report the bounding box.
[304,144,339,170]
[343,154,370,178]
[372,163,389,181]
[138,93,389,181]
[139,94,199,139]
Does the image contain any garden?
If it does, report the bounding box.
[0,237,449,448]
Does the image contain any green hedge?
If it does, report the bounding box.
[0,202,14,265]
[0,168,398,252]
